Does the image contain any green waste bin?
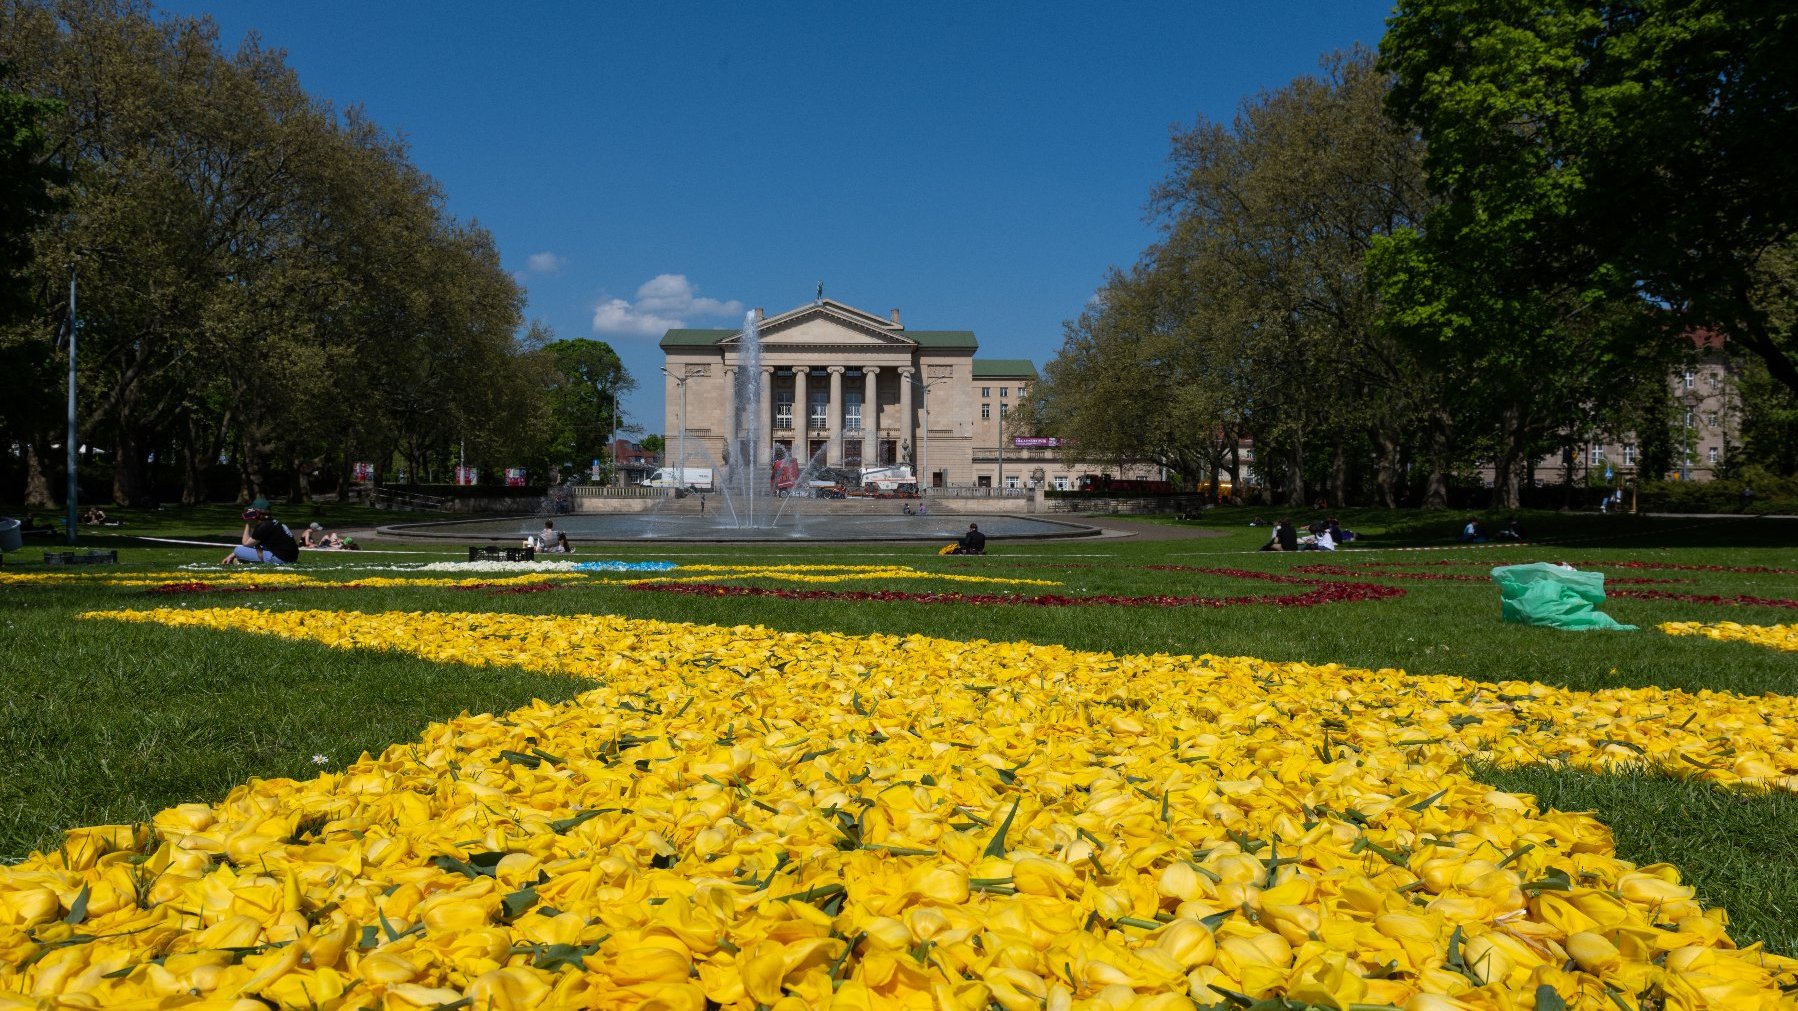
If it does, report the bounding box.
[1491,562,1636,631]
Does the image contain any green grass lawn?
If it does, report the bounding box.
[3,505,1796,949]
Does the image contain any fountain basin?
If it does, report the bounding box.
[377,512,1100,543]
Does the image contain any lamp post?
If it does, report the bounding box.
[905,374,944,499]
[64,264,77,545]
[609,385,620,486]
[660,367,689,488]
[997,404,1005,493]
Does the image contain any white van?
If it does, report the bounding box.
[640,467,714,490]
[860,465,916,491]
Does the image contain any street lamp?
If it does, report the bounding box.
[660,367,689,488]
[905,374,945,499]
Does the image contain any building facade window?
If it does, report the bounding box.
[1624,444,1637,465]
[775,391,793,428]
[1705,412,1718,428]
[1053,476,1069,490]
[981,404,991,420]
[844,392,863,431]
[980,386,990,397]
[1004,475,1019,489]
[1589,445,1606,465]
[999,403,1010,418]
[1708,446,1719,464]
[1684,370,1695,390]
[1000,387,1009,398]
[1684,409,1694,428]
[809,390,828,429]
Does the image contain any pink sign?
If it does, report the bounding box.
[1012,436,1063,448]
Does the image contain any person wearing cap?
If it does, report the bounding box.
[297,521,328,548]
[223,500,300,565]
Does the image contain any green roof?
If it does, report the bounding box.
[907,329,977,348]
[659,328,733,348]
[972,358,1038,379]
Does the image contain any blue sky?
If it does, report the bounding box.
[159,1,1395,435]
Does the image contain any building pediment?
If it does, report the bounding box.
[722,299,914,348]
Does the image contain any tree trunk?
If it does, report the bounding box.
[1286,435,1306,507]
[23,440,56,508]
[111,427,148,507]
[1424,412,1451,510]
[1329,443,1347,508]
[1492,404,1524,510]
[1376,429,1400,507]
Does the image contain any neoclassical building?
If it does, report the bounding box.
[659,297,1145,489]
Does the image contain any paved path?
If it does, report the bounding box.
[1064,515,1232,541]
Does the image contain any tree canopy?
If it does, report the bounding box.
[0,0,631,505]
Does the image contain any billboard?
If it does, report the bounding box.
[1012,436,1063,448]
[454,465,479,486]
[351,462,375,483]
[504,467,528,487]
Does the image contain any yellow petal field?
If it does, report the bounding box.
[1660,621,1798,653]
[0,563,1056,590]
[0,605,1790,1010]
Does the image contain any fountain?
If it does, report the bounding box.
[384,312,1099,542]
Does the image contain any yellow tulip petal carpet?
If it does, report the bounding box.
[2,605,1792,1010]
[1660,621,1798,653]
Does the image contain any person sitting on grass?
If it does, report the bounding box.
[298,522,328,548]
[222,503,299,565]
[950,523,986,555]
[81,506,107,525]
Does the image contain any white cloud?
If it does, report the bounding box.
[591,274,744,338]
[526,251,565,274]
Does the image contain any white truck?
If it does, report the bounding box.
[640,467,714,490]
[859,465,916,492]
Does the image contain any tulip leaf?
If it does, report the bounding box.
[529,747,565,765]
[1199,908,1233,932]
[1407,786,1451,812]
[550,809,604,833]
[498,749,542,769]
[531,937,605,971]
[982,797,1022,859]
[63,883,90,925]
[359,925,379,949]
[501,886,538,921]
[1534,984,1570,1011]
[1521,867,1573,893]
[1495,842,1536,869]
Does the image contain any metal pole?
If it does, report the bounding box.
[66,265,77,545]
[997,405,1004,492]
[610,386,619,485]
[918,379,928,502]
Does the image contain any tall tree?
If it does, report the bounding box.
[1381,0,1798,398]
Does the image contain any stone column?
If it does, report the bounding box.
[861,366,880,468]
[759,366,774,469]
[722,366,737,466]
[826,366,845,466]
[791,366,809,459]
[897,366,915,469]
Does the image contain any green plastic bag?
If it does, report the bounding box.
[1490,562,1636,631]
